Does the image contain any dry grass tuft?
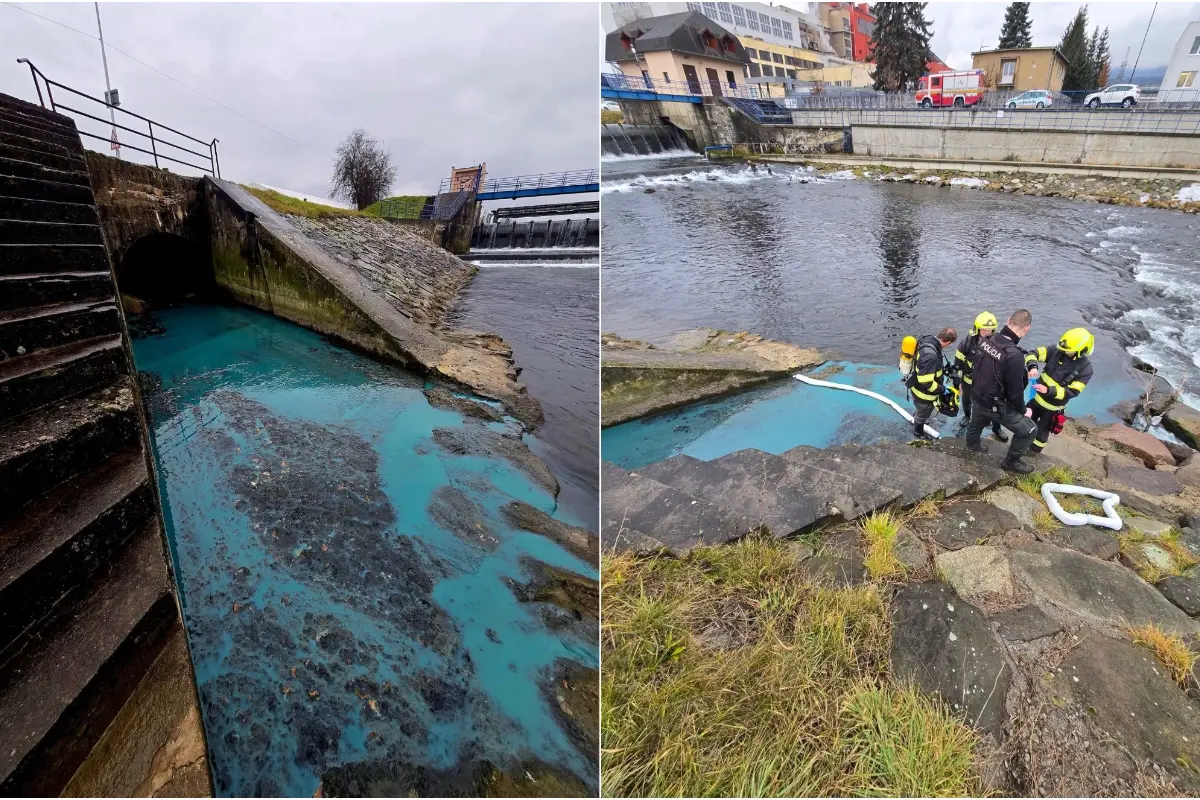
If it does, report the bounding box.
[860,511,905,581]
[1128,622,1198,689]
[601,538,984,797]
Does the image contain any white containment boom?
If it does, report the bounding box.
[794,373,940,439]
[1040,483,1123,531]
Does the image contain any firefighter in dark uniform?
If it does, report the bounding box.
[964,309,1039,474]
[907,327,957,439]
[1024,327,1094,454]
[955,311,1009,443]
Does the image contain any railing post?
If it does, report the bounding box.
[17,59,44,107]
[148,120,159,168]
[212,139,221,179]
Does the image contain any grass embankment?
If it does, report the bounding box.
[601,538,984,798]
[361,195,430,219]
[601,108,623,124]
[242,185,363,219]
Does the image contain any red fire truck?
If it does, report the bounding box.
[914,70,986,108]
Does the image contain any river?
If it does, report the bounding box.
[601,154,1200,464]
[131,304,596,796]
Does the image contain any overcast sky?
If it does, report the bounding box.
[928,1,1198,77]
[1,2,599,200]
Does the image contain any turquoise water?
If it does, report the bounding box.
[602,360,1133,470]
[132,305,596,797]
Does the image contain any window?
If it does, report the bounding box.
[758,51,771,61]
[786,69,796,79]
[782,20,793,40]
[1000,58,1017,85]
[732,4,746,26]
[771,17,784,37]
[784,56,795,66]
[726,70,737,86]
[687,1,702,10]
[1178,71,1197,88]
[663,71,671,82]
[717,2,732,23]
[772,52,783,63]
[858,18,874,37]
[702,1,717,19]
[1191,36,1200,55]
[745,47,757,58]
[745,9,760,31]
[641,70,652,88]
[762,64,773,76]
[843,17,850,29]
[749,62,762,77]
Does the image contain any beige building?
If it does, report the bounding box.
[794,62,874,88]
[605,10,752,96]
[971,46,1067,92]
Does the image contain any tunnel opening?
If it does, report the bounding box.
[116,232,215,307]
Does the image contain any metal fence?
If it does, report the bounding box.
[601,72,774,100]
[378,197,430,220]
[785,106,1200,135]
[443,170,600,199]
[783,86,1200,111]
[17,58,220,177]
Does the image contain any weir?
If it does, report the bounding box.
[601,123,688,157]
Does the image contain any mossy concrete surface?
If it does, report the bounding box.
[600,330,825,427]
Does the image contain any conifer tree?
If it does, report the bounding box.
[870,3,934,92]
[1095,27,1111,86]
[1059,6,1092,93]
[998,2,1032,49]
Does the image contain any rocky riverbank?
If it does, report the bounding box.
[795,160,1200,213]
[601,329,825,427]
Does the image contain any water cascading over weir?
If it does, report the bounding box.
[601,122,688,156]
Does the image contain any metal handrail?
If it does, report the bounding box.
[17,58,220,177]
[602,72,771,100]
[449,169,600,197]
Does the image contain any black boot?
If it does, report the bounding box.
[967,441,988,454]
[1002,455,1034,474]
[992,426,1009,443]
[913,421,932,440]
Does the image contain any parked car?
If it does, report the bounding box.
[1084,84,1141,108]
[1006,89,1055,109]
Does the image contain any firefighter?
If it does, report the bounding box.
[955,311,1009,443]
[907,327,957,439]
[1024,327,1094,454]
[964,309,1039,474]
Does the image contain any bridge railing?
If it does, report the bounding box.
[601,73,772,100]
[17,59,221,177]
[450,169,600,198]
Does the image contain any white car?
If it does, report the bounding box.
[1085,84,1141,108]
[1007,89,1055,109]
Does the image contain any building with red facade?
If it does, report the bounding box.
[818,3,875,62]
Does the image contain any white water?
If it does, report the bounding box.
[948,176,989,188]
[1175,184,1200,203]
[600,164,847,195]
[601,149,698,162]
[468,261,599,269]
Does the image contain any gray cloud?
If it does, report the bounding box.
[1,2,599,199]
[928,2,1200,80]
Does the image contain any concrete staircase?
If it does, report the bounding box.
[0,93,204,794]
[602,438,1010,554]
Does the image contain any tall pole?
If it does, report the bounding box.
[95,2,119,159]
[1130,2,1157,84]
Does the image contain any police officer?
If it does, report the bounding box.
[907,327,957,439]
[1024,327,1094,454]
[964,309,1039,473]
[955,311,1009,443]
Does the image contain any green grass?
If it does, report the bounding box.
[1011,465,1079,500]
[860,511,905,581]
[601,108,624,124]
[1116,526,1198,584]
[242,185,362,218]
[601,539,984,798]
[360,194,430,218]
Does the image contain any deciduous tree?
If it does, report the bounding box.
[330,128,398,210]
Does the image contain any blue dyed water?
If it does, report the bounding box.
[602,360,1131,470]
[132,304,596,797]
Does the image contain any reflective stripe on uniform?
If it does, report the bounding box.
[962,374,973,384]
[915,372,940,384]
[1068,380,1086,392]
[1033,438,1047,447]
[1034,393,1064,411]
[911,386,940,401]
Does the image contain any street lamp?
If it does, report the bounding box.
[95,2,120,159]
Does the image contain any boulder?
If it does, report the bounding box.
[913,501,1022,550]
[1042,526,1120,560]
[1143,373,1177,416]
[1010,541,1198,637]
[1157,573,1200,616]
[894,525,931,573]
[1046,636,1200,793]
[1106,463,1184,496]
[1040,434,1106,476]
[1097,424,1175,468]
[991,605,1063,642]
[1162,403,1200,450]
[986,487,1044,529]
[803,555,866,587]
[890,583,1011,736]
[1164,440,1194,466]
[934,546,1016,603]
[1126,516,1175,539]
[1175,460,1200,489]
[1178,527,1200,559]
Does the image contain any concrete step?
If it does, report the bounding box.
[0,130,82,165]
[0,140,85,175]
[638,450,842,536]
[874,440,1006,493]
[0,155,89,187]
[848,445,974,502]
[0,174,93,206]
[0,335,126,422]
[0,300,121,359]
[0,105,76,137]
[780,444,924,507]
[601,461,758,554]
[0,96,76,130]
[0,218,103,247]
[0,521,174,796]
[0,196,98,225]
[0,272,113,312]
[0,447,152,655]
[0,379,138,516]
[0,116,82,154]
[0,244,109,276]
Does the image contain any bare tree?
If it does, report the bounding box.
[329,128,398,210]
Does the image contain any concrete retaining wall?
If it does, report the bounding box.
[616,98,736,150]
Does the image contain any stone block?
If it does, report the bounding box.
[986,487,1044,529]
[913,500,1022,550]
[1157,574,1200,616]
[1162,403,1200,450]
[894,525,930,573]
[934,545,1016,603]
[1097,424,1175,468]
[1042,526,1120,561]
[991,605,1063,642]
[1040,434,1106,476]
[1126,516,1175,539]
[1106,463,1184,496]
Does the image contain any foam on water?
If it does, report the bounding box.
[601,148,698,162]
[948,176,989,188]
[132,305,596,796]
[600,164,817,194]
[1175,184,1200,203]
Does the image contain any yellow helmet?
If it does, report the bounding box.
[1059,327,1095,356]
[972,312,998,334]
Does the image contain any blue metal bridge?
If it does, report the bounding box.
[439,169,599,201]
